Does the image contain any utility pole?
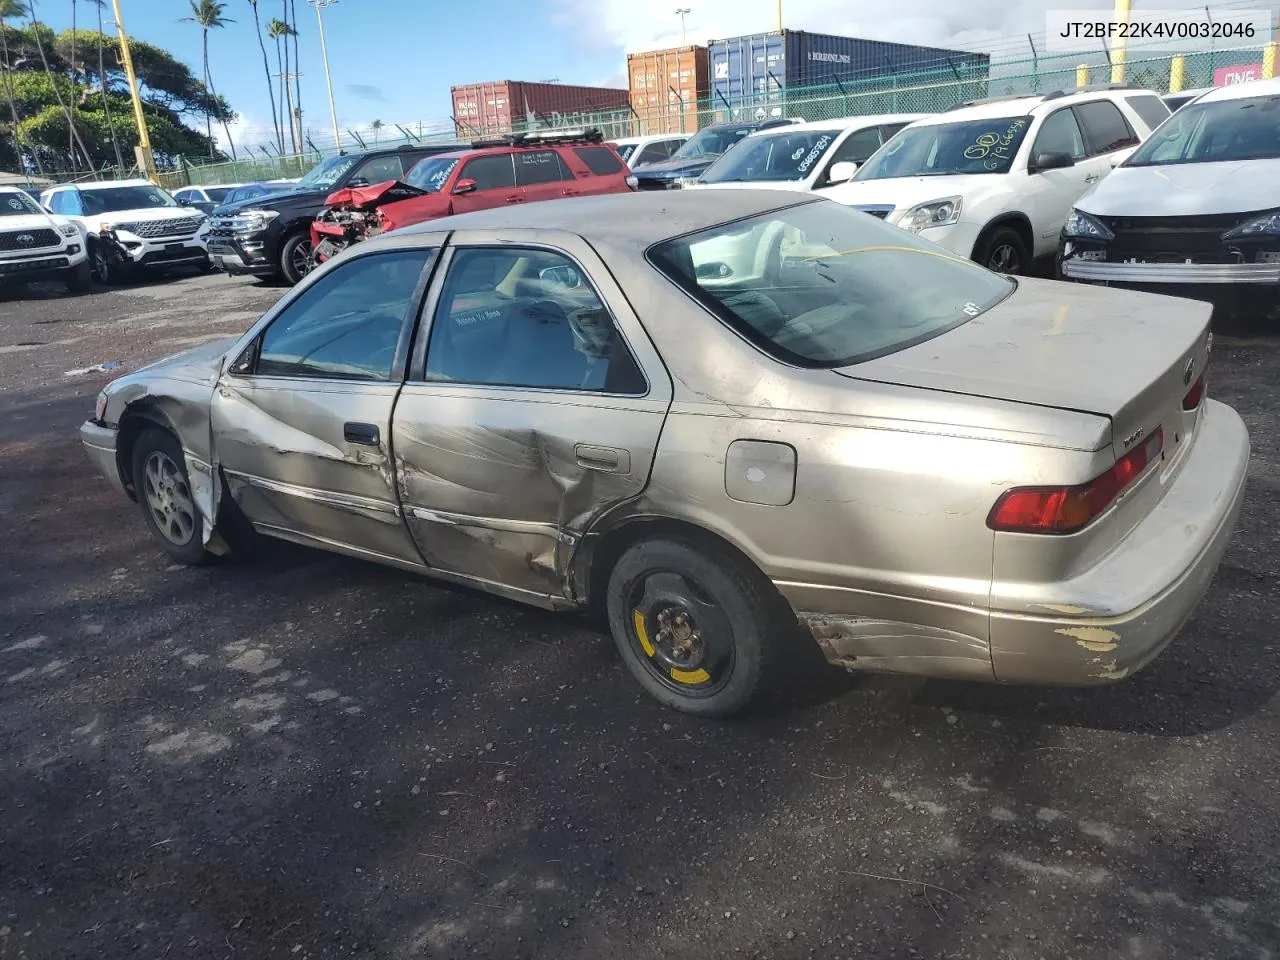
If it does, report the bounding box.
[275,71,305,155]
[109,0,157,183]
[308,0,342,151]
[776,0,782,32]
[1111,0,1131,83]
[674,7,690,46]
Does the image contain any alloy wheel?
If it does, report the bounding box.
[142,450,196,546]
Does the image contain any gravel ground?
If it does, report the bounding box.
[1,272,1278,960]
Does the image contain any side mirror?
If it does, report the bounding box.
[826,160,858,184]
[539,264,581,289]
[177,197,191,206]
[347,176,369,188]
[1031,151,1075,172]
[452,178,478,195]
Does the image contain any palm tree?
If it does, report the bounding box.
[28,0,91,169]
[181,0,237,160]
[0,0,35,173]
[246,0,282,153]
[89,0,123,171]
[267,16,295,153]
[288,0,299,145]
[369,119,383,144]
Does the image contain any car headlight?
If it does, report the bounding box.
[1063,209,1114,241]
[1220,210,1280,241]
[57,223,78,238]
[625,175,639,188]
[94,390,108,422]
[228,209,279,233]
[895,197,962,234]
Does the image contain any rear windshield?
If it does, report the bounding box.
[1125,94,1280,165]
[647,200,1013,367]
[856,116,1033,178]
[700,129,841,183]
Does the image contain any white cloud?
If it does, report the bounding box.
[215,112,283,155]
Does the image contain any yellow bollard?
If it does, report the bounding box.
[1264,42,1277,79]
[1111,0,1131,83]
[1076,64,1091,88]
[1169,55,1186,92]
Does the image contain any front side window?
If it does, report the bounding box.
[79,186,177,215]
[700,129,842,183]
[204,187,232,202]
[1125,94,1172,131]
[1031,109,1087,161]
[634,142,670,165]
[460,153,516,190]
[647,200,1013,367]
[1074,100,1138,155]
[295,154,359,190]
[1125,94,1280,166]
[424,247,645,393]
[828,127,882,165]
[515,150,574,185]
[855,115,1033,179]
[406,156,462,192]
[354,155,404,184]
[253,250,432,381]
[0,191,42,216]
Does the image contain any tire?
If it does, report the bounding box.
[279,232,313,285]
[130,427,215,566]
[89,239,129,285]
[974,225,1029,275]
[65,260,92,293]
[195,256,214,274]
[605,537,787,717]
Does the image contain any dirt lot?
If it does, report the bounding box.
[1,272,1279,960]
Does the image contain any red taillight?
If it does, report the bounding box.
[988,427,1163,535]
[1182,374,1206,411]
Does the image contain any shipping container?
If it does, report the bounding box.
[627,45,710,135]
[451,80,632,137]
[708,30,990,117]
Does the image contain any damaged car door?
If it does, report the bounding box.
[211,246,437,566]
[392,239,672,603]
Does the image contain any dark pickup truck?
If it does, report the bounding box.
[206,143,462,284]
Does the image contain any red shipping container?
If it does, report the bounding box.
[451,80,631,137]
[627,45,709,135]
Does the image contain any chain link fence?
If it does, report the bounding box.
[164,42,1275,188]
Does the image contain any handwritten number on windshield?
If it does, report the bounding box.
[962,119,1027,167]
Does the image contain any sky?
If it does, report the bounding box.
[27,0,1265,153]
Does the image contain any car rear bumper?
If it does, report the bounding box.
[80,420,126,497]
[988,398,1250,685]
[1062,259,1280,284]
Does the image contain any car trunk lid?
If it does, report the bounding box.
[834,277,1212,459]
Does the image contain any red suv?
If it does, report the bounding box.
[312,129,631,264]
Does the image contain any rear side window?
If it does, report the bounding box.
[1075,100,1139,155]
[460,153,517,190]
[354,155,405,184]
[573,146,623,176]
[514,150,574,185]
[1125,94,1172,131]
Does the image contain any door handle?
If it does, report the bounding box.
[575,444,630,473]
[1084,173,1100,183]
[504,194,525,203]
[343,422,380,446]
[561,189,580,196]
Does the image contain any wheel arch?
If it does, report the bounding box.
[115,400,181,500]
[973,213,1034,263]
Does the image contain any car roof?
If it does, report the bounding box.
[1194,77,1280,103]
[391,188,812,251]
[613,133,689,145]
[1163,86,1213,99]
[56,178,155,191]
[746,113,930,136]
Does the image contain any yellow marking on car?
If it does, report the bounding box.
[633,610,655,657]
[670,667,711,684]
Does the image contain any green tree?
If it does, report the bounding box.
[246,0,281,153]
[180,0,235,159]
[87,0,123,170]
[26,1,90,167]
[0,0,35,172]
[370,118,382,144]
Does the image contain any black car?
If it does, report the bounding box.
[626,118,800,191]
[206,143,462,284]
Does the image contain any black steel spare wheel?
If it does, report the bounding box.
[606,537,785,717]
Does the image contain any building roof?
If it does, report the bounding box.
[0,171,52,187]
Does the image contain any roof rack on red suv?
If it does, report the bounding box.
[468,127,606,149]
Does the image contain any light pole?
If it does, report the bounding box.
[674,7,690,46]
[109,0,157,183]
[308,0,342,151]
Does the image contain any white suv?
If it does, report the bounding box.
[41,179,212,284]
[825,86,1171,274]
[0,186,91,296]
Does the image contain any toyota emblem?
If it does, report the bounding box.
[1183,357,1196,386]
[16,234,33,245]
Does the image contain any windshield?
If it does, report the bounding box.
[700,129,841,183]
[671,126,755,160]
[80,186,177,215]
[647,200,1013,367]
[296,154,359,190]
[405,156,461,192]
[614,142,637,162]
[204,187,232,202]
[1126,94,1280,166]
[0,191,41,216]
[856,116,1032,179]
